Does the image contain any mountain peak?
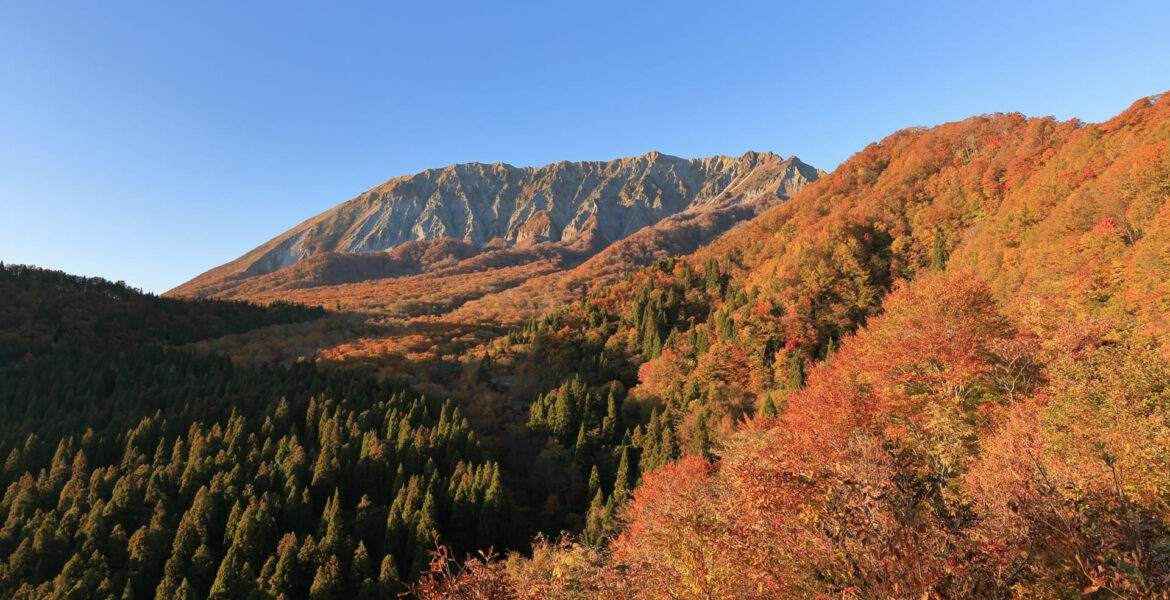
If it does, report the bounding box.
[169,152,818,298]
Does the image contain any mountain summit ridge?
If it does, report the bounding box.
[171,151,820,299]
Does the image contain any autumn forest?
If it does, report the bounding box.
[4,91,1170,599]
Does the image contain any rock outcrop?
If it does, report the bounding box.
[170,151,820,299]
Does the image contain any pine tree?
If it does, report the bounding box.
[268,535,300,598]
[528,394,549,430]
[174,578,197,600]
[787,350,805,389]
[477,465,506,549]
[760,395,779,418]
[319,488,347,558]
[351,542,377,600]
[474,352,493,383]
[232,498,272,567]
[930,234,949,272]
[409,491,439,579]
[312,437,340,490]
[551,389,575,441]
[657,418,677,467]
[377,554,400,600]
[663,329,678,353]
[704,258,722,291]
[309,554,345,600]
[382,502,407,567]
[208,545,256,599]
[352,494,380,548]
[587,465,601,501]
[48,439,71,489]
[689,411,711,458]
[694,328,710,355]
[641,410,662,472]
[613,447,635,502]
[648,329,664,358]
[583,489,606,546]
[717,310,736,340]
[573,424,590,467]
[601,387,621,442]
[448,477,477,551]
[189,542,218,597]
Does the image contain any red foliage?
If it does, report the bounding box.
[410,540,514,600]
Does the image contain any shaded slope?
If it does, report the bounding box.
[0,263,323,362]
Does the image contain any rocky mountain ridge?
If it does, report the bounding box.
[170,151,820,300]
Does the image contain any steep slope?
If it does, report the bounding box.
[494,92,1170,434]
[170,151,820,301]
[403,92,1170,599]
[450,195,777,323]
[450,147,819,323]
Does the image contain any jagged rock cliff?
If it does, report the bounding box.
[170,151,820,299]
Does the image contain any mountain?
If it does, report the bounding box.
[435,92,1170,598]
[169,151,821,307]
[6,92,1170,600]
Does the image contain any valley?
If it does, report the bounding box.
[4,93,1170,599]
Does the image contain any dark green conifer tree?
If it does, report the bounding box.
[351,542,377,600]
[613,447,635,503]
[317,488,346,559]
[268,535,300,598]
[551,389,575,442]
[787,350,805,389]
[377,554,400,600]
[601,387,621,442]
[309,554,344,600]
[704,258,722,291]
[174,578,197,600]
[931,234,949,272]
[573,424,590,468]
[583,489,606,546]
[760,395,779,418]
[476,465,506,550]
[689,411,711,458]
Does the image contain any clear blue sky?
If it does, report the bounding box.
[2,1,1168,294]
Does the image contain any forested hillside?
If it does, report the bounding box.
[410,92,1170,598]
[4,91,1170,599]
[0,265,323,363]
[0,267,509,599]
[161,153,819,380]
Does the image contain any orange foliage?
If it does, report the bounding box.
[329,92,1170,599]
[611,457,736,599]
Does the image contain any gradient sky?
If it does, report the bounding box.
[2,1,1168,294]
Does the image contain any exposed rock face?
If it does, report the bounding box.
[171,151,820,298]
